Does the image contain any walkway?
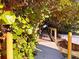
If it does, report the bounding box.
[35,34,65,59]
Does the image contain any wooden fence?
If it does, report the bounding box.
[0,30,75,59]
[50,28,73,59]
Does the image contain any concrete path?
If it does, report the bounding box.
[35,39,65,59]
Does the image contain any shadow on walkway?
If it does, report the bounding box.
[35,44,65,59]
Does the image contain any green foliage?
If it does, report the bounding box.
[0,10,37,59]
[58,0,79,33]
[43,0,79,33]
[12,16,36,59]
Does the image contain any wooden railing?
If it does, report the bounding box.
[50,28,73,59]
[0,29,75,59]
[68,32,72,59]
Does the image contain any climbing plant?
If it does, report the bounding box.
[0,0,50,59]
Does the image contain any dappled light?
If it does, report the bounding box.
[0,0,79,59]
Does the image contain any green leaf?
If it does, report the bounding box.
[1,11,16,24]
[13,49,18,59]
[19,38,27,44]
[28,49,34,59]
[13,44,17,48]
[13,34,19,39]
[18,54,23,59]
[17,44,22,49]
[26,24,32,28]
[14,28,23,35]
[22,25,26,28]
[17,16,21,22]
[26,28,33,35]
[22,18,26,24]
[25,18,30,23]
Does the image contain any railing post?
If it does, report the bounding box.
[68,32,72,59]
[54,29,57,44]
[49,28,57,42]
[6,32,13,59]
